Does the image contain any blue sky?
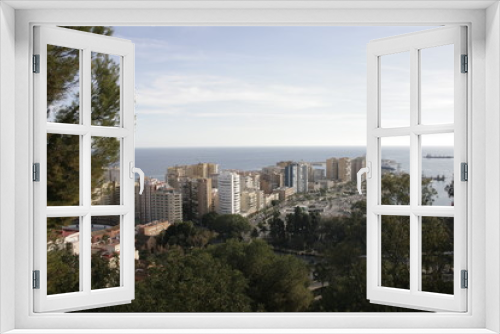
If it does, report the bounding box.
[113,26,443,148]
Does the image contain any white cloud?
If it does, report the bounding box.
[135,74,344,115]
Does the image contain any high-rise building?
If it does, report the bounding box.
[166,166,186,189]
[166,163,219,189]
[339,157,352,182]
[136,177,160,224]
[217,171,240,214]
[239,172,260,191]
[284,163,297,189]
[240,190,257,215]
[284,162,308,193]
[260,167,283,194]
[136,178,182,224]
[255,189,265,211]
[152,188,183,223]
[193,178,213,219]
[326,157,339,181]
[350,157,366,182]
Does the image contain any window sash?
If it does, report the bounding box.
[366,26,467,312]
[33,26,136,313]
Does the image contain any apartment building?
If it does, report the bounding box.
[284,162,308,193]
[181,177,213,220]
[152,188,183,223]
[166,163,219,189]
[260,168,284,194]
[217,171,240,214]
[326,157,339,181]
[350,157,366,182]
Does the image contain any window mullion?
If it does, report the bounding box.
[409,47,420,294]
[82,47,92,294]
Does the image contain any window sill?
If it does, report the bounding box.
[3,329,498,334]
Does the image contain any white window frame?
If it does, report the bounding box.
[33,26,136,312]
[1,1,499,333]
[366,26,467,312]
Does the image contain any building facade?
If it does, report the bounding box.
[284,162,308,193]
[217,171,241,214]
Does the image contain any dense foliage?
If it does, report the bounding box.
[90,239,312,312]
[46,26,120,206]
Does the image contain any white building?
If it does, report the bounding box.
[285,162,309,193]
[217,171,240,214]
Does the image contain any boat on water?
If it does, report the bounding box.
[424,153,453,159]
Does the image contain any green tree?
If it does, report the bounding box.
[46,26,120,206]
[201,211,218,227]
[381,173,410,205]
[285,206,320,250]
[91,252,120,290]
[210,239,313,312]
[269,211,286,246]
[157,221,215,250]
[47,27,113,110]
[313,173,442,312]
[207,214,252,240]
[445,180,454,199]
[421,216,454,294]
[90,249,252,312]
[250,228,260,239]
[47,244,79,295]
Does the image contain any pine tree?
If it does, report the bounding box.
[46,27,120,206]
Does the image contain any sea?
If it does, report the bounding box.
[136,146,454,206]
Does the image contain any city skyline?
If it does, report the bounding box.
[113,26,452,148]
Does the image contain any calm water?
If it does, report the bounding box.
[136,146,454,206]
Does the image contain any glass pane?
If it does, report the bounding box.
[91,137,121,205]
[421,216,454,294]
[380,136,410,205]
[420,45,454,125]
[47,45,80,124]
[380,51,410,128]
[421,133,454,206]
[47,134,80,206]
[47,217,80,295]
[381,215,410,290]
[91,52,121,127]
[91,216,121,290]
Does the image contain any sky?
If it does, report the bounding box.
[113,26,450,148]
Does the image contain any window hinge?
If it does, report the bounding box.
[461,162,468,181]
[461,270,468,289]
[33,163,40,182]
[33,54,40,73]
[461,54,468,73]
[33,270,40,289]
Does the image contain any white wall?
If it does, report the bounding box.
[6,4,494,332]
[486,2,500,333]
[0,2,16,333]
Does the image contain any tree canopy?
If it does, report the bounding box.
[206,214,252,240]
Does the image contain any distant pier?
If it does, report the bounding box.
[424,154,453,159]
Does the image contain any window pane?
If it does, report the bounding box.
[380,136,410,205]
[91,216,121,290]
[91,52,121,127]
[421,216,454,294]
[420,45,454,125]
[380,51,410,128]
[381,215,410,290]
[91,137,121,205]
[47,217,80,295]
[47,45,80,124]
[421,133,454,206]
[47,134,80,206]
